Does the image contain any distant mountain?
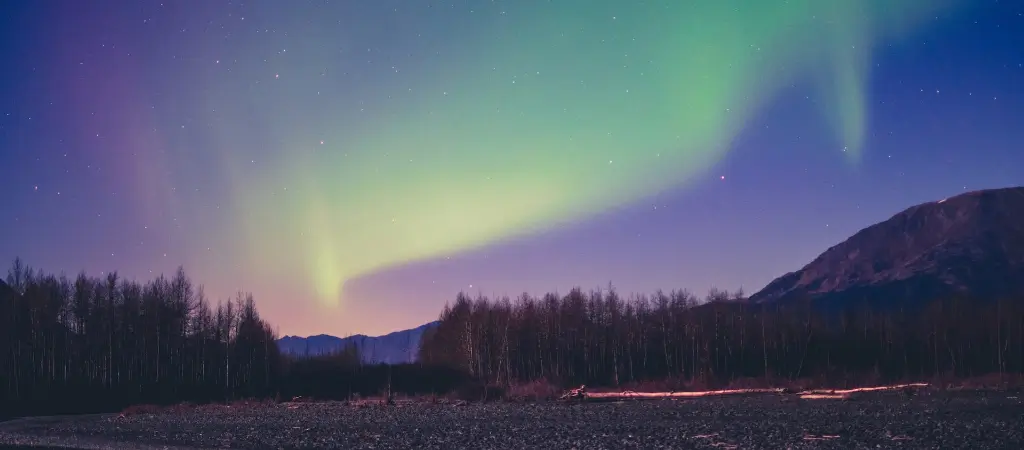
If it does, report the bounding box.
[277,321,439,364]
[750,186,1024,306]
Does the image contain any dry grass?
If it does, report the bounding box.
[938,373,1024,391]
[119,404,167,416]
[505,380,562,401]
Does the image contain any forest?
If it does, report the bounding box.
[418,287,1024,389]
[0,259,456,418]
[3,258,1023,418]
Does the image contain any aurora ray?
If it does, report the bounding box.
[208,0,961,305]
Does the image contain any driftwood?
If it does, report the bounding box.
[559,383,930,401]
[796,382,929,400]
[559,385,588,400]
[559,385,782,401]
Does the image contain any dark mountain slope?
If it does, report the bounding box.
[750,186,1024,305]
[278,321,438,364]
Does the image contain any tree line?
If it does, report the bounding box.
[0,259,454,418]
[0,258,286,416]
[418,287,1024,389]
[4,257,1023,417]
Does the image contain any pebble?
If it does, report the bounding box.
[0,391,1021,449]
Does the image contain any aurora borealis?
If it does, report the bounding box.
[2,1,1022,336]
[245,0,951,304]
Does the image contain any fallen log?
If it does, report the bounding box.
[585,388,785,399]
[798,394,848,400]
[797,382,929,396]
[560,385,783,401]
[559,385,588,400]
[559,383,931,402]
[796,383,929,400]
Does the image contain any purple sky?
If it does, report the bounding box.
[1,1,1021,336]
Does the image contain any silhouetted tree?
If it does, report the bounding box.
[0,260,282,416]
[420,286,1024,389]
[0,259,481,417]
[5,256,1023,417]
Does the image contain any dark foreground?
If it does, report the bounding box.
[1,391,1021,449]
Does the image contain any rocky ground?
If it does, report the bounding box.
[1,390,1021,449]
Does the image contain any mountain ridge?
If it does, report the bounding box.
[750,186,1024,305]
[277,321,439,364]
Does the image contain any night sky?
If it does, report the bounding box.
[1,1,1021,336]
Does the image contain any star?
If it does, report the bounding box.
[1,0,1017,343]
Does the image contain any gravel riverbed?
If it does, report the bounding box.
[1,390,1021,449]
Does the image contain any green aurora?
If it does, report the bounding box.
[215,0,961,305]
